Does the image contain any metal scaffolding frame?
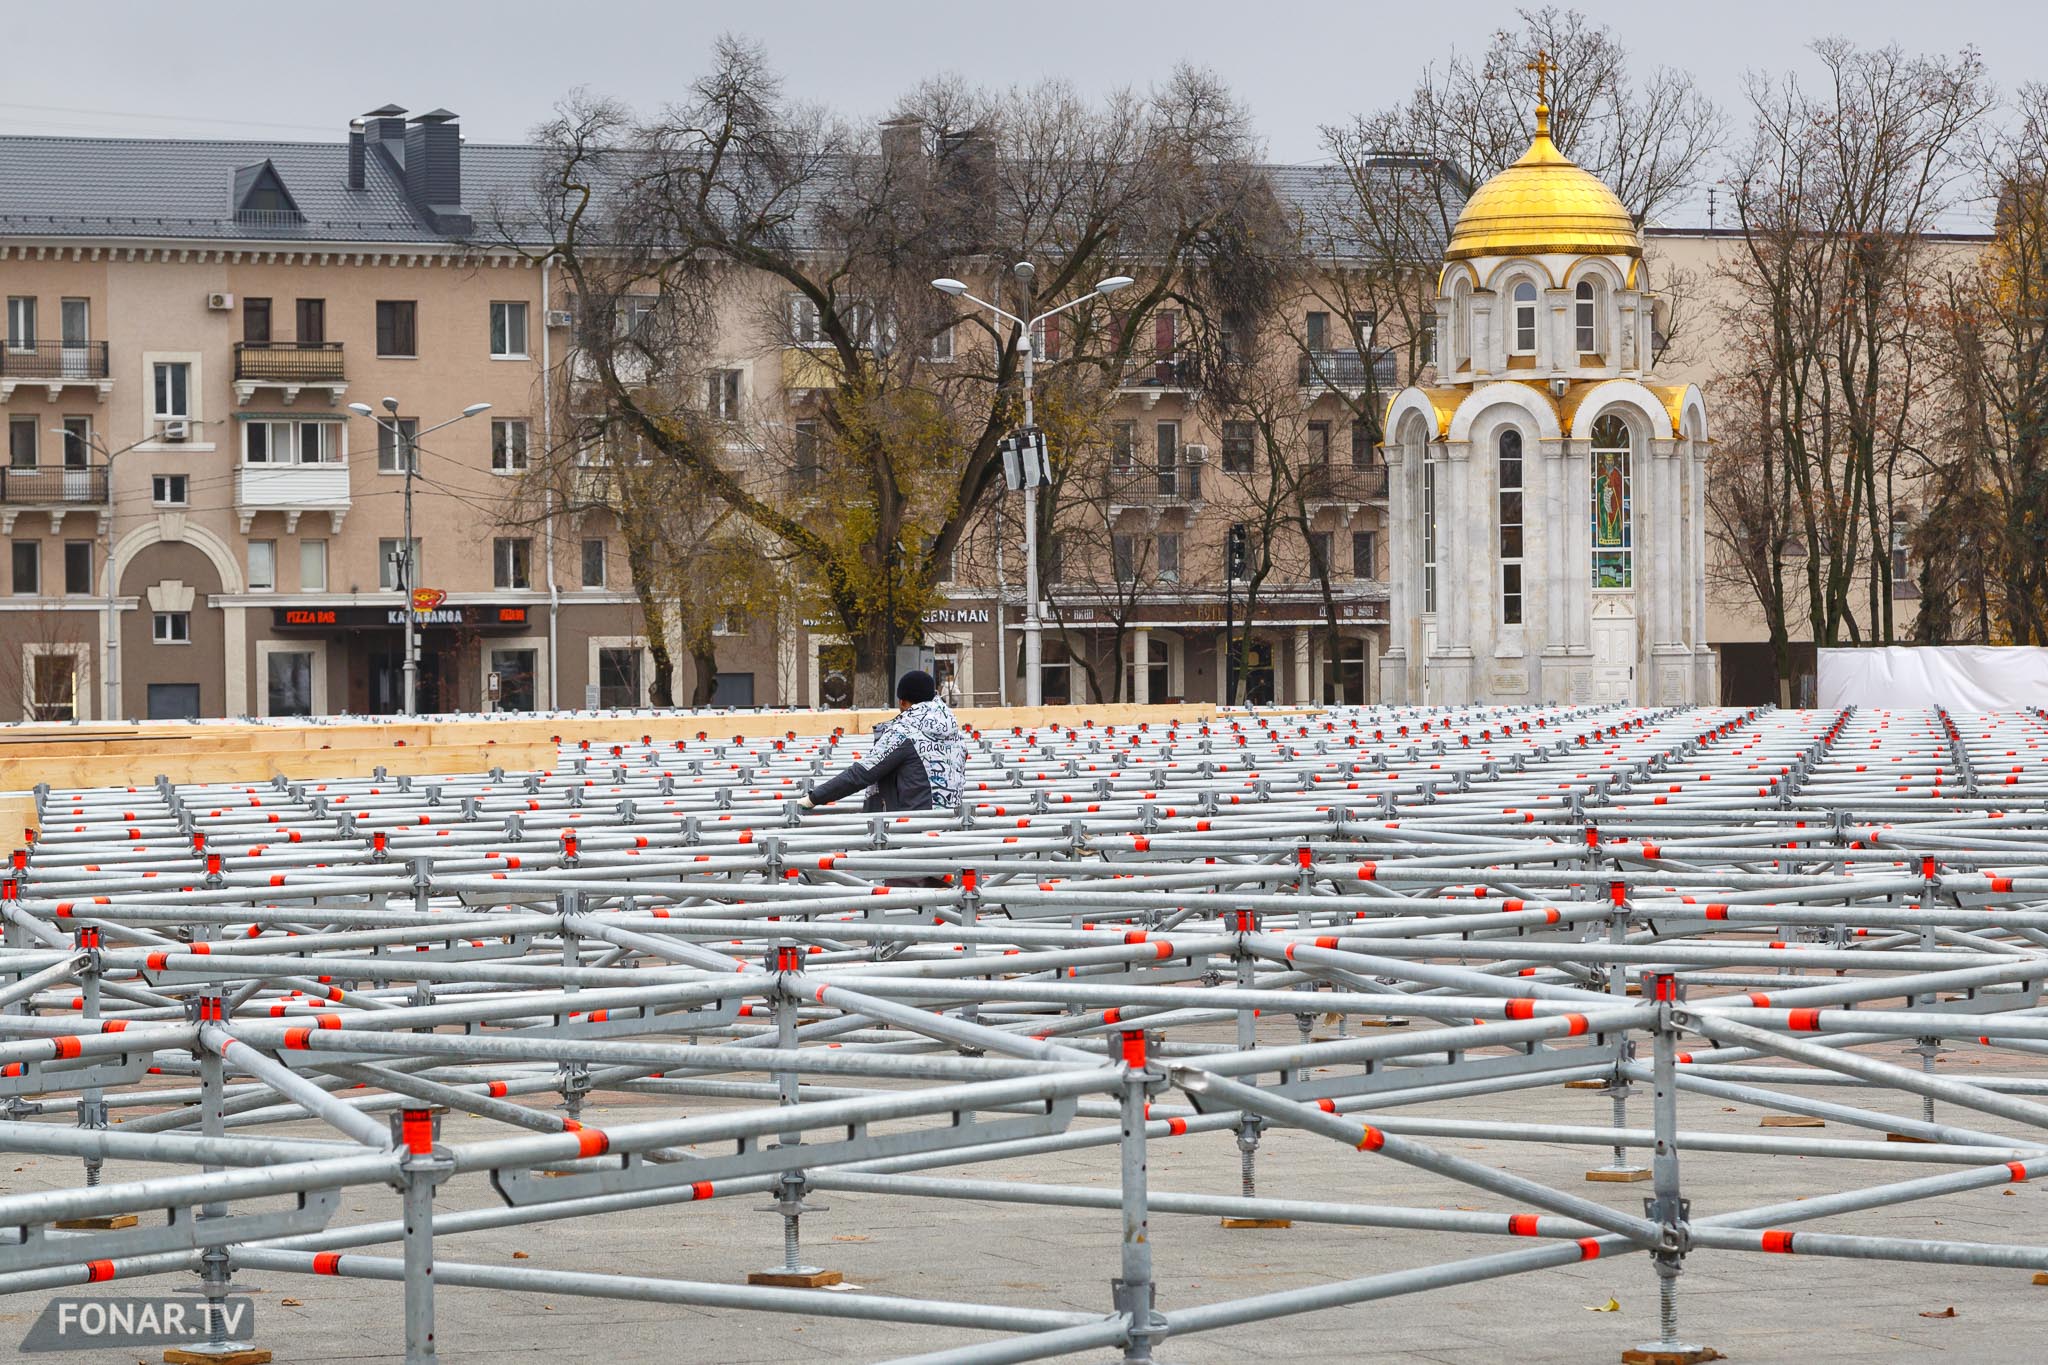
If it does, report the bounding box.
[3,701,2048,1363]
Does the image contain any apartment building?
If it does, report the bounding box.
[0,109,787,719]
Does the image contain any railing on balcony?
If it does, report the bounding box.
[1297,348,1397,389]
[1298,463,1390,502]
[0,341,110,381]
[234,341,345,383]
[0,465,109,505]
[1120,354,1196,389]
[1108,462,1202,502]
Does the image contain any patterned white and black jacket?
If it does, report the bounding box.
[806,699,967,812]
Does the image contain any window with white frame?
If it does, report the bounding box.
[490,301,529,359]
[376,417,419,474]
[248,540,276,592]
[493,537,531,590]
[490,419,528,474]
[1507,282,1540,358]
[300,539,328,593]
[788,295,823,346]
[152,474,188,506]
[1511,281,1538,355]
[705,369,742,420]
[5,297,34,348]
[1498,428,1524,625]
[153,362,191,419]
[581,538,606,588]
[927,323,954,361]
[153,612,190,644]
[244,419,337,465]
[1157,532,1180,582]
[379,538,420,591]
[1575,280,1597,354]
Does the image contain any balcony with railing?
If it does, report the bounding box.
[0,466,109,534]
[1117,353,1198,406]
[0,341,113,401]
[1107,460,1203,511]
[232,342,347,405]
[1297,348,1398,392]
[1298,463,1390,505]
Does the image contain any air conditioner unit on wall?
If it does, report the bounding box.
[160,420,190,442]
[1181,443,1209,463]
[546,310,573,329]
[206,292,234,311]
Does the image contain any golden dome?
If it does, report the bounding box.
[1444,106,1639,262]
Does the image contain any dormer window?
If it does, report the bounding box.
[1575,280,1597,354]
[231,160,304,226]
[1511,281,1538,355]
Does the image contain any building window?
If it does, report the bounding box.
[153,362,190,420]
[153,612,191,644]
[494,537,532,590]
[296,298,326,344]
[1575,280,1597,354]
[928,323,954,361]
[1420,312,1437,367]
[1353,310,1378,348]
[152,474,188,506]
[1155,421,1178,496]
[246,420,336,465]
[1351,529,1377,580]
[581,538,606,588]
[375,300,417,357]
[1511,281,1538,355]
[379,538,420,591]
[1591,413,1633,589]
[489,648,537,712]
[1351,418,1379,468]
[1112,534,1137,584]
[705,369,742,420]
[300,539,328,593]
[248,540,276,592]
[11,542,37,595]
[267,650,313,717]
[1157,532,1180,582]
[1422,445,1439,614]
[793,420,821,483]
[788,295,823,346]
[28,653,75,720]
[1498,427,1524,625]
[63,541,92,596]
[1222,421,1255,472]
[1307,421,1332,466]
[60,417,91,468]
[490,419,528,474]
[597,646,642,708]
[7,418,33,471]
[1112,422,1138,471]
[1305,311,1329,350]
[244,297,272,344]
[377,417,419,474]
[5,297,35,348]
[490,301,529,359]
[1308,531,1333,580]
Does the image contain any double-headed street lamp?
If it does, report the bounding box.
[932,266,1133,706]
[346,397,490,715]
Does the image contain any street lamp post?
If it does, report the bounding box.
[932,268,1132,706]
[346,399,490,716]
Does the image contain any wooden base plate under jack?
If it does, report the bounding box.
[1886,1132,1934,1143]
[163,1349,272,1365]
[1585,1168,1652,1183]
[1621,1347,1723,1364]
[55,1214,138,1229]
[1761,1115,1826,1128]
[1220,1217,1293,1228]
[1564,1079,1611,1089]
[748,1269,843,1288]
[2030,1272,2048,1286]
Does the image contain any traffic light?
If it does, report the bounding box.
[1226,525,1248,579]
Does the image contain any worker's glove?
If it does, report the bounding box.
[797,794,815,811]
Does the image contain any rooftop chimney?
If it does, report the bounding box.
[879,117,924,167]
[347,120,366,191]
[404,110,467,232]
[361,104,408,168]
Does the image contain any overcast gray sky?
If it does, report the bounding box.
[8,0,2040,225]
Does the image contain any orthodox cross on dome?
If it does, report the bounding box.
[1525,49,1556,107]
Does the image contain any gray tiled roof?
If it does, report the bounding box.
[0,134,1464,257]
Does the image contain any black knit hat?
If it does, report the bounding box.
[896,669,938,704]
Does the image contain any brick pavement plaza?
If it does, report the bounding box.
[4,1016,2043,1365]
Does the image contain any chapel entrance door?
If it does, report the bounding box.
[1591,598,1636,703]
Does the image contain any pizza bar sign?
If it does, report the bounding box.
[390,608,466,625]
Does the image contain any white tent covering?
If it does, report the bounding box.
[1817,645,2048,710]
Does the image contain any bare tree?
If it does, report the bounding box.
[503,41,1272,703]
[1721,39,1988,673]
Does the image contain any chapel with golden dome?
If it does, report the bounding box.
[1379,59,1716,706]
